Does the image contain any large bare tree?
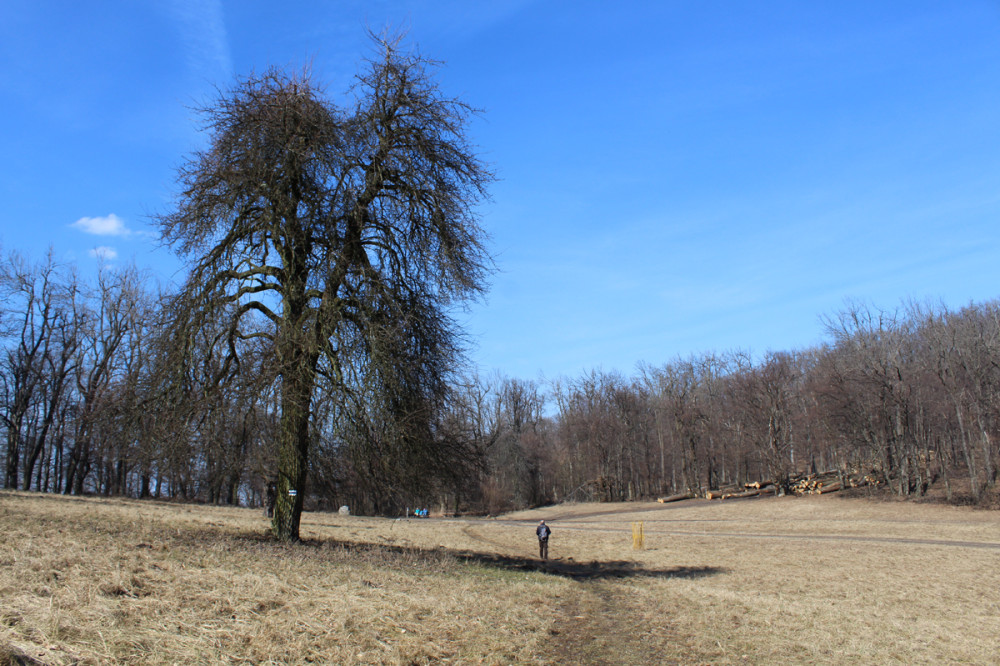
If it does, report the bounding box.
[158,38,493,540]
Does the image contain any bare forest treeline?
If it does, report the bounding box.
[3,249,999,512]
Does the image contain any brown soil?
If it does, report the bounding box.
[541,580,677,665]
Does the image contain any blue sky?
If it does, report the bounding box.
[2,1,999,381]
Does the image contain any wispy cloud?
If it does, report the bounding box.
[167,0,232,80]
[89,246,118,261]
[71,214,130,236]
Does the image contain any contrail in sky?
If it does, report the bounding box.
[167,0,232,80]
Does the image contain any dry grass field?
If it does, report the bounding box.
[2,490,1000,664]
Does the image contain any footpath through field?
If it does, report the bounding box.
[445,496,1000,663]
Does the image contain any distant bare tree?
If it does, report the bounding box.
[63,265,145,495]
[0,251,75,490]
[920,301,1000,500]
[725,351,799,494]
[487,377,546,508]
[821,303,926,494]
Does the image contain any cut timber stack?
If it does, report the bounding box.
[655,471,874,504]
[790,471,842,495]
[657,492,695,503]
[708,471,850,501]
[720,485,775,500]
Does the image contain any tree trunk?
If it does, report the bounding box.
[271,350,316,541]
[22,434,45,491]
[6,426,21,489]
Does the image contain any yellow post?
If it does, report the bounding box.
[631,521,645,550]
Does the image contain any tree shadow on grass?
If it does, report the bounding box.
[105,521,724,583]
[262,534,726,582]
[452,550,726,581]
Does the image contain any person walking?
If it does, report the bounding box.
[536,520,551,560]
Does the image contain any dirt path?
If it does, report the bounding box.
[457,523,712,663]
[539,579,682,665]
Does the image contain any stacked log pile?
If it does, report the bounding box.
[657,492,696,504]
[656,470,880,503]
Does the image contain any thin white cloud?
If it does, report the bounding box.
[89,246,118,261]
[167,0,232,80]
[71,214,130,236]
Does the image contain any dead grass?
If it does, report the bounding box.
[2,491,999,664]
[0,492,565,664]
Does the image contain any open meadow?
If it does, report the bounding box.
[2,490,1000,664]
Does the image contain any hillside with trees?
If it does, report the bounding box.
[3,244,998,514]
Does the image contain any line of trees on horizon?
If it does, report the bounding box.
[3,246,998,514]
